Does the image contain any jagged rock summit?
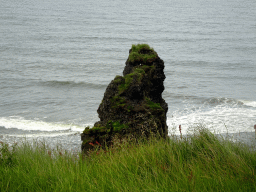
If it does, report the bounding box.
[81,44,168,152]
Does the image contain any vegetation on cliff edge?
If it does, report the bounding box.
[1,126,256,191]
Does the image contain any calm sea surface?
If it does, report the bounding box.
[1,0,256,151]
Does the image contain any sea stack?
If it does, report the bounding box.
[81,44,168,153]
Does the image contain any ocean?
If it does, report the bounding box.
[1,0,256,151]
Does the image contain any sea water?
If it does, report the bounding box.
[1,0,256,151]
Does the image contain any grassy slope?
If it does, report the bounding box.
[1,127,256,191]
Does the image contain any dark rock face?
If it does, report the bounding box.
[81,44,168,153]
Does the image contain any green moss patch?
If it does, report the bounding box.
[128,44,158,64]
[118,74,133,93]
[83,121,128,136]
[82,126,110,135]
[110,96,126,109]
[110,121,129,132]
[118,67,146,93]
[145,97,163,110]
[113,75,123,84]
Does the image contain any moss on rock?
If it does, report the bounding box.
[145,97,163,110]
[128,44,158,64]
[118,66,146,93]
[81,44,168,153]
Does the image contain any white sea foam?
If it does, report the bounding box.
[168,104,256,136]
[0,117,90,132]
[240,100,256,108]
[1,104,256,139]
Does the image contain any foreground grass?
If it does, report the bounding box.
[1,128,256,191]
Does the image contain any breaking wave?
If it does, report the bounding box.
[203,97,244,107]
[0,117,90,132]
[167,98,256,135]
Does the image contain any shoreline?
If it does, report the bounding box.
[217,131,256,148]
[1,131,256,153]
